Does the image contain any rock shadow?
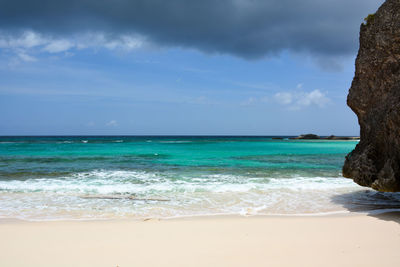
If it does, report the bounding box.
[331,190,400,224]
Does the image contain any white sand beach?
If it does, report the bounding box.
[1,213,399,267]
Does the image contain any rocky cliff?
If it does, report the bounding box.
[342,0,400,192]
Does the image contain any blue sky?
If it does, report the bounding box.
[0,0,383,135]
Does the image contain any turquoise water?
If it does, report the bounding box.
[0,136,399,220]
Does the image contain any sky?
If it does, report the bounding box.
[0,0,384,135]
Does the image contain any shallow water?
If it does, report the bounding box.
[0,136,399,220]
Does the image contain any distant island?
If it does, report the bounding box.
[289,134,360,140]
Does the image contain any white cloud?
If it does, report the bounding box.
[274,89,330,110]
[43,40,74,53]
[76,32,145,51]
[104,35,144,50]
[274,92,293,105]
[106,120,118,127]
[0,31,147,62]
[17,52,37,62]
[297,89,330,107]
[5,31,46,48]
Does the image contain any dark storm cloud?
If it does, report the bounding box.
[0,0,383,58]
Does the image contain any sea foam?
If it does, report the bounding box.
[1,169,394,221]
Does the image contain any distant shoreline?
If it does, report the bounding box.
[288,134,359,140]
[0,135,360,138]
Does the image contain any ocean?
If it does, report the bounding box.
[1,136,399,221]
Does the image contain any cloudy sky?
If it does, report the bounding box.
[0,0,383,135]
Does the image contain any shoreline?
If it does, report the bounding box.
[0,212,399,267]
[0,209,379,223]
[2,207,400,223]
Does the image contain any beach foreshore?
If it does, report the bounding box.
[1,213,399,267]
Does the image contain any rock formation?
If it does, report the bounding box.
[289,134,359,140]
[342,0,400,192]
[325,135,359,141]
[290,134,320,140]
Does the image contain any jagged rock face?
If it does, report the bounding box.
[343,0,400,192]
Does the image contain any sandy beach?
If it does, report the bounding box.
[2,0,400,266]
[1,213,399,267]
